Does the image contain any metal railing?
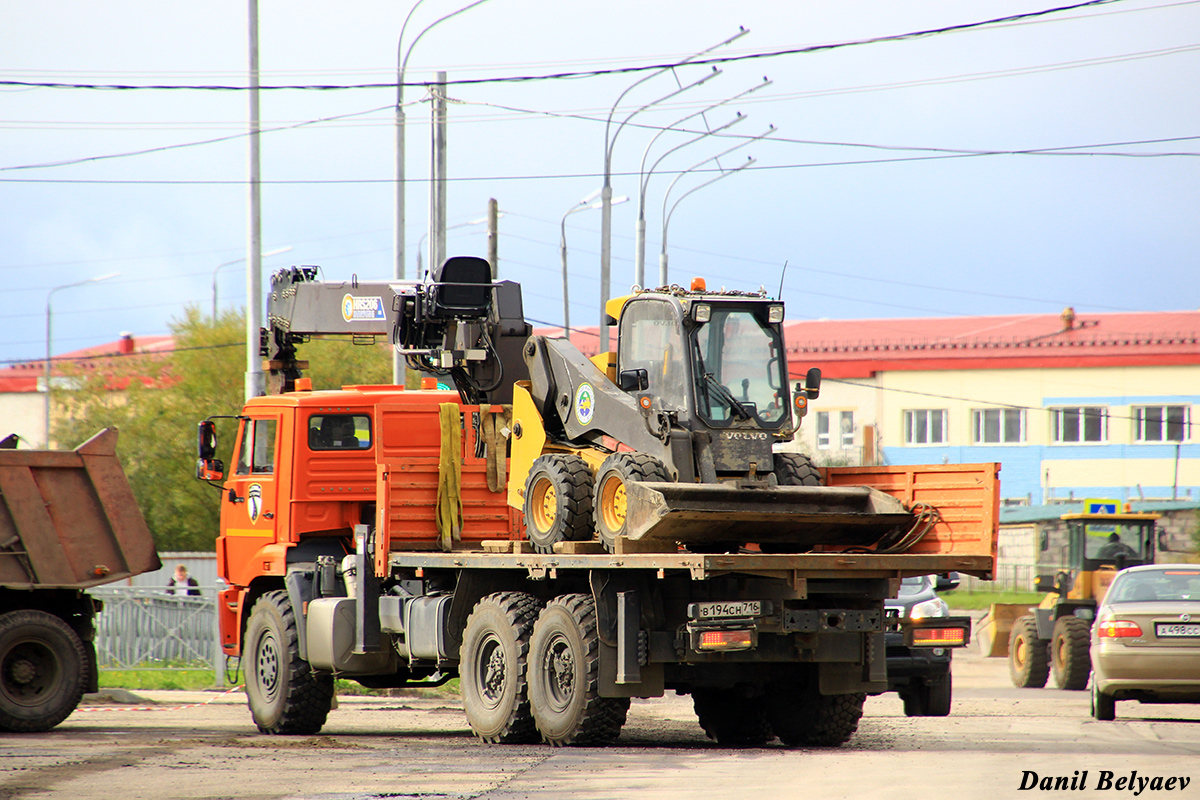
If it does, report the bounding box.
[90,587,226,686]
[955,564,1040,594]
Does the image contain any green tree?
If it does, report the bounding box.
[53,307,394,552]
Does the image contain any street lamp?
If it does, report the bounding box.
[44,272,120,447]
[415,214,500,275]
[212,245,293,320]
[598,27,749,351]
[395,0,492,384]
[561,193,628,338]
[634,77,771,286]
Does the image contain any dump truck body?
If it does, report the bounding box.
[0,428,161,731]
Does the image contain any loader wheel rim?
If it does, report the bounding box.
[599,475,627,533]
[1013,636,1026,668]
[542,633,576,712]
[530,479,557,533]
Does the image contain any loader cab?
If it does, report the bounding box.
[1037,513,1160,604]
[611,291,791,434]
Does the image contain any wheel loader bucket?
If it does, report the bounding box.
[620,481,914,548]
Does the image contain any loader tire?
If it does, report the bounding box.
[527,594,628,746]
[692,689,774,746]
[1051,616,1091,691]
[765,680,864,747]
[593,453,672,552]
[460,592,543,744]
[1008,615,1050,689]
[523,455,594,554]
[0,610,89,732]
[773,452,821,486]
[245,590,334,735]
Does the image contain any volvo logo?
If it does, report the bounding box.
[721,431,768,440]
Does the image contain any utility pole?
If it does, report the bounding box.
[429,71,448,275]
[245,0,264,402]
[487,197,499,278]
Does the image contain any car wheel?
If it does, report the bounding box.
[1091,678,1116,721]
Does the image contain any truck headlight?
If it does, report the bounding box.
[910,598,949,620]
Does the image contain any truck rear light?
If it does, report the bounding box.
[696,629,754,651]
[910,627,966,647]
[1097,620,1142,638]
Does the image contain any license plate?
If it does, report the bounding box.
[1156,623,1200,638]
[695,601,762,620]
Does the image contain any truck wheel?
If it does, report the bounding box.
[1008,616,1050,688]
[460,592,543,743]
[774,452,821,486]
[1091,678,1116,721]
[244,590,334,735]
[0,610,89,732]
[902,672,952,717]
[523,455,594,554]
[1051,616,1091,690]
[593,453,671,552]
[692,689,774,745]
[765,680,864,747]
[527,594,628,746]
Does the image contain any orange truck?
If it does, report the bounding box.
[197,260,998,746]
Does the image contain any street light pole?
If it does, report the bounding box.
[561,193,627,338]
[212,245,292,320]
[44,272,120,447]
[395,0,492,385]
[416,215,496,275]
[660,155,758,286]
[598,27,748,352]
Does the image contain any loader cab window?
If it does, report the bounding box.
[692,308,788,427]
[617,300,688,410]
[235,418,277,476]
[308,414,372,450]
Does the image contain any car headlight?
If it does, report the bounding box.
[910,598,949,620]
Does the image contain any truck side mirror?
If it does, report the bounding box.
[196,458,225,482]
[618,369,649,392]
[198,420,218,460]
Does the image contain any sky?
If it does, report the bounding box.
[3,0,1199,366]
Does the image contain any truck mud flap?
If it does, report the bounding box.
[621,481,913,548]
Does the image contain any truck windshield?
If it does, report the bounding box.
[691,308,788,427]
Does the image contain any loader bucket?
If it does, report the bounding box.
[621,481,913,548]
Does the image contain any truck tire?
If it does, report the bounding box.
[692,689,774,746]
[765,681,864,747]
[1051,616,1091,690]
[593,453,671,552]
[1091,678,1116,721]
[774,452,821,486]
[244,590,334,735]
[1008,615,1050,688]
[0,610,89,732]
[902,672,952,717]
[527,594,628,746]
[523,455,594,554]
[460,592,543,743]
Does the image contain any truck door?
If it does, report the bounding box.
[220,416,281,588]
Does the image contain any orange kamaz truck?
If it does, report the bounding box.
[197,258,998,746]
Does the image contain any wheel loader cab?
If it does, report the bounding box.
[1044,515,1159,604]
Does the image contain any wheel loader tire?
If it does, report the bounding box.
[764,680,864,747]
[527,594,628,746]
[593,453,671,552]
[1008,615,1050,689]
[692,689,774,746]
[460,592,543,744]
[244,590,334,735]
[774,452,821,486]
[1051,616,1092,691]
[523,455,594,554]
[0,610,89,732]
[902,672,952,717]
[1091,678,1116,721]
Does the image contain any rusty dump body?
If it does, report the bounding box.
[0,428,160,590]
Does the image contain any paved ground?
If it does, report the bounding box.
[2,647,1198,800]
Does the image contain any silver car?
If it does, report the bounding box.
[1090,564,1200,720]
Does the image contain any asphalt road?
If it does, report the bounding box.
[2,648,1198,800]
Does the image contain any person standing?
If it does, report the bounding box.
[167,564,200,596]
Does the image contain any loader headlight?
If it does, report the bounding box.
[693,303,711,323]
[910,598,949,621]
[768,304,784,323]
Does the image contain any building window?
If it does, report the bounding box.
[839,411,855,448]
[1050,406,1107,443]
[816,411,830,449]
[904,409,947,445]
[1134,405,1190,442]
[815,411,855,449]
[973,408,1025,444]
